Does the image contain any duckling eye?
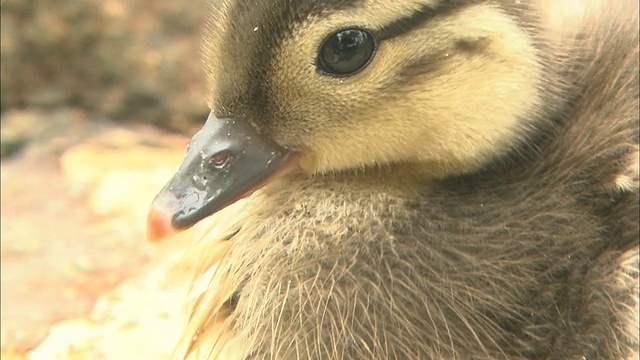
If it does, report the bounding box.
[317,28,375,77]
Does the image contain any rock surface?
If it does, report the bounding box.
[0,109,201,358]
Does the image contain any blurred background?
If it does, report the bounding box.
[1,0,214,358]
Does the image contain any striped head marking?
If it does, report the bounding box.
[203,0,546,177]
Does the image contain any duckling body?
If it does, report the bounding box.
[149,0,638,359]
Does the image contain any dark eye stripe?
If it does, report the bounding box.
[376,1,475,41]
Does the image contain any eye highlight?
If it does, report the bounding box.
[317,28,376,77]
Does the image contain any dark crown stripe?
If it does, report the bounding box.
[376,1,475,41]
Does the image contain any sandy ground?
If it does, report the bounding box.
[0,109,198,359]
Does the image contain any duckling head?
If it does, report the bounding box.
[148,0,551,240]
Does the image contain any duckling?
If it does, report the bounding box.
[148,0,639,359]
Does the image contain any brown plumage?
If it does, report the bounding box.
[149,0,639,359]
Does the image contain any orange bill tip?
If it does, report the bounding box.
[147,208,178,243]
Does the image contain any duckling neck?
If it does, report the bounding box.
[211,153,614,360]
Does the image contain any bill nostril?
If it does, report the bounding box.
[191,173,208,190]
[210,151,232,169]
